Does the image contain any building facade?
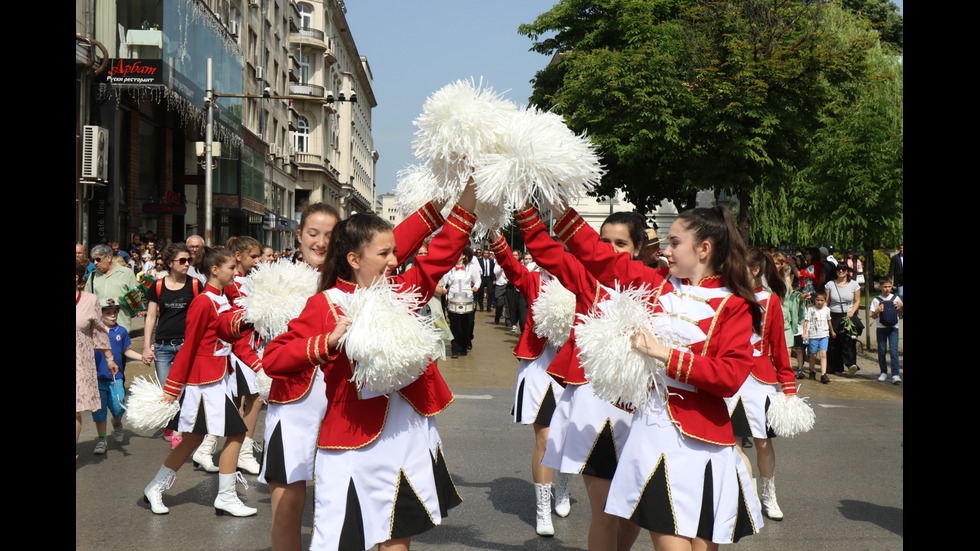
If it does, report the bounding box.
[75,0,377,252]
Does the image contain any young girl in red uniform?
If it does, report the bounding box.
[728,248,797,521]
[142,246,256,517]
[513,206,645,551]
[223,236,264,474]
[211,202,446,550]
[552,203,764,551]
[262,180,478,551]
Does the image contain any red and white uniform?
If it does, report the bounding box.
[164,285,247,437]
[555,208,764,544]
[727,288,798,438]
[262,204,474,550]
[515,207,633,480]
[489,235,563,426]
[216,202,447,486]
[223,274,263,397]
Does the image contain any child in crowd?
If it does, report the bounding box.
[802,290,834,384]
[871,277,903,384]
[92,298,142,454]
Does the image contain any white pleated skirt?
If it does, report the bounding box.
[726,375,778,439]
[512,345,562,425]
[605,390,764,544]
[258,367,328,485]
[167,372,247,437]
[310,393,461,551]
[541,382,633,480]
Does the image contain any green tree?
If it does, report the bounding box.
[791,6,903,251]
[520,0,877,238]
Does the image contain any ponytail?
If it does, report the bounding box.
[748,248,787,299]
[676,206,762,334]
[194,246,235,279]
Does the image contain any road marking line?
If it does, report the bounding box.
[455,394,493,400]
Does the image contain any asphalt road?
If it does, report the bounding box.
[76,310,903,550]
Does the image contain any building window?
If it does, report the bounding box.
[294,115,310,153]
[298,3,313,29]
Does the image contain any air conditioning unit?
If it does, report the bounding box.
[255,66,264,80]
[229,21,239,38]
[81,125,109,182]
[249,0,260,7]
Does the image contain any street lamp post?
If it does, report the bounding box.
[203,58,358,245]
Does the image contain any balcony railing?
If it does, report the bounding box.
[290,83,325,98]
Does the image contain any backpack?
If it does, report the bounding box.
[877,295,899,327]
[156,277,201,301]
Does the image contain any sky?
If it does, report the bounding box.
[345,0,903,198]
[344,1,560,196]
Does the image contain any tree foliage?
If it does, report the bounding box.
[519,0,902,246]
[789,6,903,249]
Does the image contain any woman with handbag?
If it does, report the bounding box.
[826,263,862,375]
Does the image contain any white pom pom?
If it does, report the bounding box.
[339,282,444,395]
[254,368,273,403]
[576,286,669,411]
[532,280,576,348]
[125,375,180,432]
[472,200,512,238]
[238,260,320,341]
[766,393,816,437]
[473,107,605,211]
[395,163,455,219]
[412,78,518,188]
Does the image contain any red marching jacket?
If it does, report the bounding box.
[513,206,613,385]
[553,208,756,447]
[163,285,234,397]
[752,288,797,395]
[216,201,448,404]
[223,276,263,374]
[489,235,547,360]
[261,204,475,449]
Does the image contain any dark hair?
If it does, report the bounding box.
[463,247,474,263]
[676,206,762,334]
[76,256,89,286]
[318,213,394,292]
[160,243,191,268]
[600,212,647,259]
[299,202,341,232]
[879,276,893,285]
[747,249,787,299]
[814,289,827,299]
[194,246,235,278]
[226,236,261,257]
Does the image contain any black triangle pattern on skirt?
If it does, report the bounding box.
[731,472,757,542]
[729,397,752,439]
[431,445,462,517]
[630,454,678,535]
[514,378,525,420]
[533,383,557,426]
[223,395,248,435]
[263,421,288,485]
[338,478,366,550]
[390,470,437,540]
[764,396,777,438]
[695,461,715,540]
[165,391,186,431]
[235,364,248,395]
[581,419,618,480]
[191,397,209,435]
